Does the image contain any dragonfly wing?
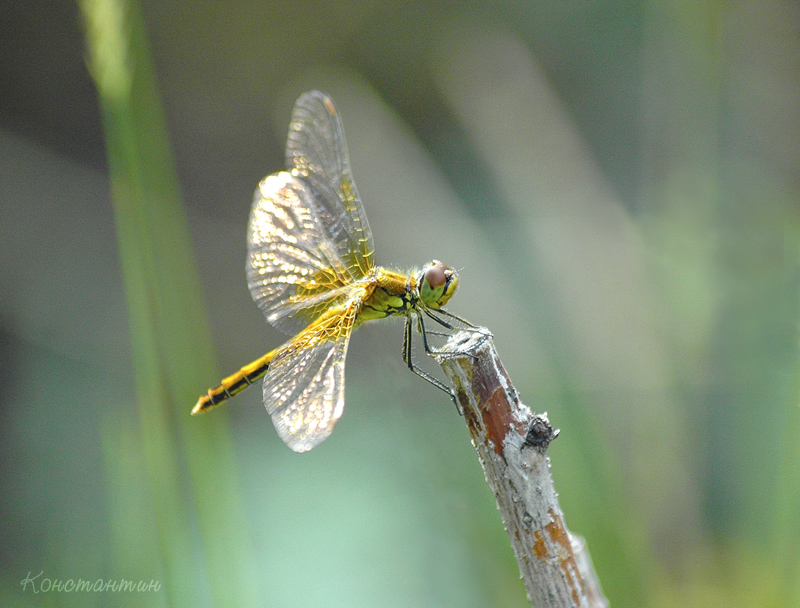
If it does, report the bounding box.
[286,91,375,279]
[248,172,356,335]
[263,296,360,452]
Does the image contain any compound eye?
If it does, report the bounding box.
[424,264,447,289]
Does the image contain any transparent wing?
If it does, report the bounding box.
[263,296,361,452]
[248,172,357,335]
[286,90,375,279]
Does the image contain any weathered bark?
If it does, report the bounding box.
[436,329,608,608]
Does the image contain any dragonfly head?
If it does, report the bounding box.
[418,260,458,309]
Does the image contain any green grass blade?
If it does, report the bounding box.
[80,0,258,604]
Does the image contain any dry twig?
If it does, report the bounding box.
[436,329,608,608]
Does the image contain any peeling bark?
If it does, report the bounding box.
[436,330,608,608]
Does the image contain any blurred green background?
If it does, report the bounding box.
[1,1,798,607]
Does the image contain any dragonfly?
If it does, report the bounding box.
[193,90,475,452]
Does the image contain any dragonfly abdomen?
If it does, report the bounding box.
[192,349,277,414]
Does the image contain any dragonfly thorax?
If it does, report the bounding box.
[357,261,457,324]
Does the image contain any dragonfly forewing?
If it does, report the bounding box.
[286,91,375,280]
[248,172,354,335]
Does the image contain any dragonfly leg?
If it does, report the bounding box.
[424,307,483,331]
[420,309,488,361]
[403,315,460,411]
[425,329,450,337]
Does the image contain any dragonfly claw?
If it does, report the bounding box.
[449,389,463,416]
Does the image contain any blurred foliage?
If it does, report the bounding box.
[0,0,798,607]
[80,0,258,605]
